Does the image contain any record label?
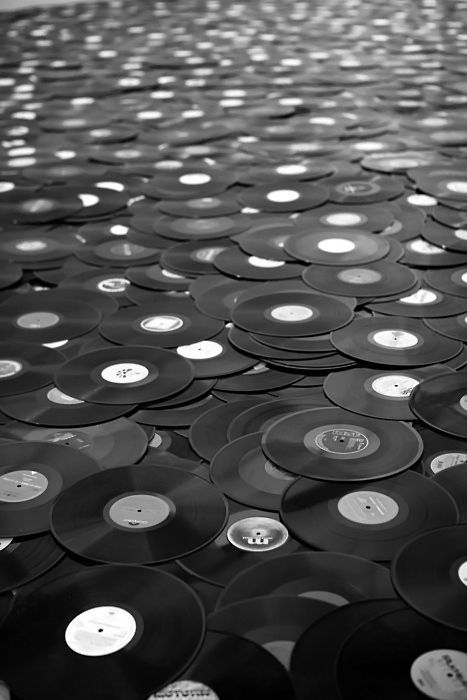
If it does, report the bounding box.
[17,312,60,329]
[410,650,467,699]
[106,494,173,529]
[317,238,356,253]
[97,279,130,293]
[269,305,314,322]
[430,454,467,473]
[100,363,150,384]
[305,425,378,457]
[46,388,84,405]
[399,289,440,306]
[0,470,48,502]
[0,538,12,551]
[226,517,289,552]
[337,491,399,524]
[371,375,419,397]
[0,360,22,378]
[369,329,420,349]
[65,606,137,657]
[140,316,184,332]
[177,341,224,359]
[458,563,467,586]
[247,257,285,269]
[153,681,218,699]
[337,268,382,283]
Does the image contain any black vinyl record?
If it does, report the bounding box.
[419,426,467,478]
[297,202,394,231]
[50,465,228,564]
[433,465,467,523]
[0,382,135,427]
[335,608,467,700]
[0,417,149,470]
[228,394,333,440]
[250,330,335,354]
[153,631,295,700]
[0,292,101,343]
[325,173,404,204]
[178,502,305,587]
[218,551,395,608]
[285,228,391,265]
[195,278,261,321]
[0,342,65,398]
[262,407,422,480]
[189,397,266,461]
[0,532,64,593]
[367,285,467,318]
[157,192,242,217]
[302,261,417,298]
[210,432,297,511]
[174,329,256,379]
[410,373,467,439]
[0,229,79,263]
[132,394,224,428]
[392,525,467,631]
[55,346,195,405]
[237,181,329,212]
[424,267,467,298]
[213,246,304,281]
[208,595,336,669]
[0,187,83,223]
[160,238,235,276]
[214,363,299,393]
[280,471,458,561]
[401,236,466,268]
[422,220,467,253]
[126,263,191,293]
[142,166,236,199]
[76,240,161,268]
[233,218,299,261]
[425,314,467,342]
[290,599,404,700]
[0,565,205,700]
[99,300,223,348]
[0,441,101,536]
[331,317,463,366]
[58,268,134,305]
[231,291,354,337]
[154,213,249,240]
[324,365,455,421]
[228,325,321,360]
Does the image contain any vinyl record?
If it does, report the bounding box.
[160,239,234,276]
[297,202,394,232]
[250,330,335,354]
[214,362,299,393]
[228,324,324,361]
[238,160,334,185]
[285,228,391,265]
[0,565,205,700]
[157,192,242,217]
[58,268,133,305]
[154,213,250,240]
[266,351,357,372]
[367,286,467,318]
[132,394,224,428]
[233,218,299,261]
[55,346,195,405]
[228,394,333,440]
[0,383,135,427]
[208,595,336,669]
[175,330,257,379]
[424,267,467,298]
[178,502,306,587]
[231,291,354,337]
[151,631,295,700]
[330,317,463,366]
[0,532,64,593]
[189,397,266,461]
[218,551,395,607]
[0,343,65,398]
[213,247,305,280]
[126,266,191,295]
[325,174,404,204]
[0,293,101,344]
[237,181,329,212]
[263,407,422,480]
[420,426,467,477]
[99,300,223,348]
[0,417,148,469]
[422,220,467,253]
[409,373,467,439]
[139,427,202,466]
[431,203,467,230]
[392,525,467,631]
[280,471,458,561]
[0,441,101,536]
[210,432,296,511]
[433,465,467,523]
[425,314,467,342]
[401,236,466,267]
[76,240,161,268]
[302,261,417,298]
[290,599,404,700]
[0,229,79,263]
[50,465,227,564]
[324,366,455,421]
[195,279,261,321]
[335,608,467,700]
[0,187,83,223]
[142,167,236,199]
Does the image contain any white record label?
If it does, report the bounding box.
[65,606,137,657]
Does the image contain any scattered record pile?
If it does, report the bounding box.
[0,0,466,697]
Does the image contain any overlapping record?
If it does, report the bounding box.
[218,551,395,607]
[302,260,418,298]
[231,290,354,337]
[50,465,227,563]
[0,565,205,700]
[54,346,195,405]
[0,532,64,593]
[0,343,65,397]
[262,407,423,480]
[237,181,329,212]
[367,285,467,318]
[410,372,467,438]
[280,471,459,560]
[285,228,391,265]
[433,465,467,523]
[0,441,101,536]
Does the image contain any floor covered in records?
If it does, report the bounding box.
[0,0,466,697]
